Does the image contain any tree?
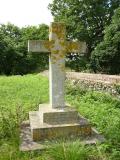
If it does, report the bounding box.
[0,23,49,75]
[91,7,120,74]
[18,24,49,74]
[0,23,22,75]
[49,0,120,58]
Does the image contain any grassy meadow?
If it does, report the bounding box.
[0,74,120,160]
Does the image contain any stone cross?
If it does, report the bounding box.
[28,22,86,109]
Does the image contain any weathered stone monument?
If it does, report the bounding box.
[29,22,86,109]
[28,22,91,141]
[20,22,104,151]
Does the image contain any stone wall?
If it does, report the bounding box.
[66,72,120,96]
[40,70,120,96]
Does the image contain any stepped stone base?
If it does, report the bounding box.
[20,122,105,151]
[20,104,105,151]
[29,104,92,141]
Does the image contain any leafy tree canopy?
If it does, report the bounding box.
[49,0,120,57]
[91,7,120,74]
[0,23,49,75]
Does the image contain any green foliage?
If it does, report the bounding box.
[47,141,89,160]
[49,0,120,57]
[91,8,120,74]
[0,75,49,139]
[47,141,112,160]
[0,75,49,159]
[66,55,90,72]
[66,84,120,159]
[0,23,49,75]
[0,23,21,75]
[0,75,120,159]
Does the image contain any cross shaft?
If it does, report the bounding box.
[28,22,86,108]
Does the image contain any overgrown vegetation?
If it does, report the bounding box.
[66,83,120,159]
[66,55,90,72]
[0,75,120,159]
[0,75,48,159]
[91,7,120,74]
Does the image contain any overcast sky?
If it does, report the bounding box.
[0,0,53,27]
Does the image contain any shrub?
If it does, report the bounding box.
[0,23,49,75]
[91,7,120,74]
[66,55,89,72]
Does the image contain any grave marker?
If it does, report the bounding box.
[27,22,92,143]
[28,22,86,108]
[20,22,105,151]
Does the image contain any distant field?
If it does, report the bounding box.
[0,74,120,160]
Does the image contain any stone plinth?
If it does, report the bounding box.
[29,104,92,141]
[20,104,105,151]
[20,22,104,151]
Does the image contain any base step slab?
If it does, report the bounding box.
[29,111,92,141]
[38,104,80,124]
[20,121,105,151]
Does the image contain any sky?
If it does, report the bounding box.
[0,0,53,27]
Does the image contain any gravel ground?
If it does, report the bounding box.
[40,70,120,84]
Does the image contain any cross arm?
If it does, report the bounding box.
[28,40,51,53]
[66,41,87,53]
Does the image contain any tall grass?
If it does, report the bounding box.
[0,75,120,159]
[66,83,120,160]
[0,74,49,160]
[46,141,89,160]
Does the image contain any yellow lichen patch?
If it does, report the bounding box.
[51,50,65,64]
[50,23,66,40]
[58,54,65,59]
[57,33,65,40]
[52,50,59,54]
[51,54,59,62]
[51,55,57,61]
[50,55,56,64]
[56,31,65,40]
[49,23,82,66]
[60,41,66,48]
[43,41,51,51]
[67,41,80,53]
[49,40,54,44]
[49,40,55,50]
